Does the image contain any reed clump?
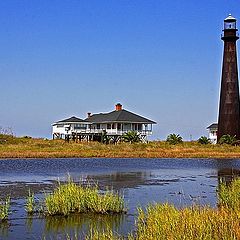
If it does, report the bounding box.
[0,196,10,221]
[25,189,35,214]
[44,181,125,216]
[218,177,240,211]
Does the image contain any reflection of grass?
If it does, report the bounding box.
[43,213,125,239]
[44,181,125,216]
[0,196,10,221]
[86,227,123,240]
[2,134,240,158]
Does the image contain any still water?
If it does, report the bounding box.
[0,158,240,239]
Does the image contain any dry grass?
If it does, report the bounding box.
[0,134,240,158]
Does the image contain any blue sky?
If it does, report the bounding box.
[0,0,239,140]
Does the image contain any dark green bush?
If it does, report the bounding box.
[198,136,211,145]
[166,134,183,145]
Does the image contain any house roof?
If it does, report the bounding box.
[207,123,218,129]
[85,109,156,124]
[55,116,89,124]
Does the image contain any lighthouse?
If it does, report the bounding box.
[217,14,240,141]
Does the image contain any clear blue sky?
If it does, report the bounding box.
[0,0,239,140]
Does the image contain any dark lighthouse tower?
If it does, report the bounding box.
[218,14,240,141]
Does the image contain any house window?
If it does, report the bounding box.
[74,124,86,129]
[57,124,64,128]
[96,124,100,129]
[132,124,137,131]
[107,124,111,129]
[117,123,121,130]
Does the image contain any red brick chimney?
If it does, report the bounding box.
[115,103,122,111]
[87,112,91,118]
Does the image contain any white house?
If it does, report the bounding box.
[52,103,156,142]
[207,123,218,144]
[52,116,91,139]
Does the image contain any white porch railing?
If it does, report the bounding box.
[73,129,152,136]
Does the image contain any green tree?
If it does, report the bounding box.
[198,136,211,145]
[218,134,237,145]
[166,134,183,145]
[122,131,141,143]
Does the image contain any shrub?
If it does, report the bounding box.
[198,136,211,144]
[166,133,183,145]
[218,134,237,145]
[122,131,141,143]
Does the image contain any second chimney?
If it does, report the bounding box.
[87,112,91,118]
[115,103,122,111]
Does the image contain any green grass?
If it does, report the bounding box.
[25,189,35,214]
[218,177,240,211]
[44,180,125,216]
[131,204,240,240]
[0,196,10,221]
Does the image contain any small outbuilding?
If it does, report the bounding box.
[207,123,218,144]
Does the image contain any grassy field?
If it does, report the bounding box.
[1,134,240,159]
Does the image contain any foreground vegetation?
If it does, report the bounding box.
[0,197,10,221]
[1,134,240,158]
[25,181,125,216]
[44,181,125,216]
[86,178,240,239]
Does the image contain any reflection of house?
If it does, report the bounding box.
[52,103,156,142]
[207,123,218,144]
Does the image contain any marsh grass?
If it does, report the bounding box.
[44,181,125,216]
[87,204,240,240]
[0,196,10,221]
[2,134,240,158]
[218,177,240,211]
[25,189,35,214]
[132,204,240,240]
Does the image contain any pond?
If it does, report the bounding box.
[0,158,240,239]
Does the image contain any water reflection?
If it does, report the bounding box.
[85,171,151,190]
[42,213,126,239]
[218,168,240,185]
[0,222,9,239]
